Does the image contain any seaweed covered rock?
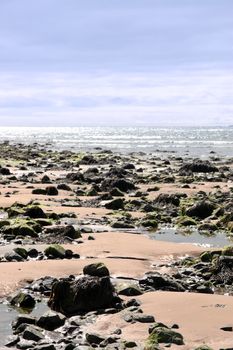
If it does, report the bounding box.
[43,225,81,240]
[48,275,121,316]
[9,292,36,309]
[186,201,215,219]
[212,255,233,285]
[145,323,184,348]
[44,244,66,259]
[83,262,110,277]
[180,160,218,174]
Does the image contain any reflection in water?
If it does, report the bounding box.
[150,227,232,247]
[0,301,48,346]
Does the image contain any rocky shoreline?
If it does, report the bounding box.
[0,141,232,350]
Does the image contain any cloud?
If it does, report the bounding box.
[0,69,232,126]
[0,1,232,125]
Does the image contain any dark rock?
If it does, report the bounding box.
[83,262,110,277]
[139,273,185,292]
[57,183,72,191]
[24,206,47,219]
[10,292,36,309]
[32,188,47,195]
[155,193,180,207]
[145,324,184,347]
[105,198,124,210]
[43,225,81,240]
[86,332,105,344]
[48,276,121,316]
[46,186,58,196]
[180,159,218,173]
[41,175,51,184]
[5,251,24,262]
[118,285,143,296]
[37,311,66,330]
[44,244,66,259]
[12,315,36,330]
[186,201,215,219]
[0,167,11,175]
[22,325,44,341]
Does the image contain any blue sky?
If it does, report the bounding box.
[0,0,232,126]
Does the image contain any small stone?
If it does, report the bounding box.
[86,332,105,344]
[22,325,44,341]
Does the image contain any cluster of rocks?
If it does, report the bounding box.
[5,263,153,350]
[2,243,80,262]
[6,259,229,349]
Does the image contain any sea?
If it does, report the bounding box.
[0,126,232,157]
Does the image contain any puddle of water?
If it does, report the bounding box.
[0,301,49,347]
[149,227,232,247]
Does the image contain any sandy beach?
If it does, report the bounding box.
[0,142,232,349]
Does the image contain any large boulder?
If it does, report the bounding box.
[186,201,215,219]
[48,276,121,316]
[180,160,218,174]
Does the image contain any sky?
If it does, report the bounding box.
[0,0,232,126]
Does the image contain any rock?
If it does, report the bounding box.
[110,188,125,197]
[86,332,105,344]
[140,219,158,230]
[105,198,124,210]
[118,285,143,296]
[177,216,197,226]
[37,310,66,330]
[139,273,185,292]
[13,247,28,259]
[132,314,155,323]
[180,160,218,173]
[4,335,19,347]
[111,221,135,229]
[155,193,180,207]
[16,338,36,349]
[186,201,215,219]
[0,167,11,175]
[220,326,233,332]
[83,262,110,277]
[41,175,51,183]
[194,347,213,350]
[5,251,24,262]
[22,325,44,341]
[48,276,121,316]
[24,206,47,219]
[27,248,39,258]
[44,244,66,259]
[145,324,184,347]
[101,178,136,193]
[32,188,47,195]
[34,345,56,350]
[12,315,36,330]
[43,225,81,240]
[124,341,138,348]
[57,183,72,191]
[9,292,36,309]
[46,186,58,196]
[212,255,233,284]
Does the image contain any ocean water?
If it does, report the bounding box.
[0,126,232,157]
